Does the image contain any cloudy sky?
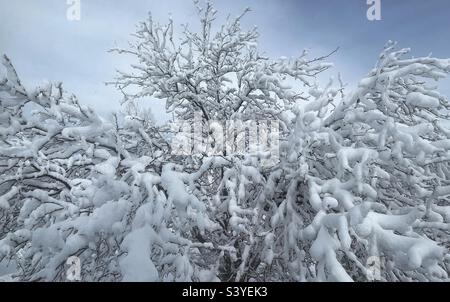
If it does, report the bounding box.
[1,0,450,123]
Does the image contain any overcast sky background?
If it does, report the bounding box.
[1,0,450,123]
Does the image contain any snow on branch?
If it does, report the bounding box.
[1,3,449,282]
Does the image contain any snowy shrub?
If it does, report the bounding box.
[265,43,450,281]
[1,1,449,282]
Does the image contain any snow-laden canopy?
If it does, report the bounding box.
[1,1,449,282]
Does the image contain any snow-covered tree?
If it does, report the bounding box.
[0,55,215,281]
[1,1,449,282]
[263,42,450,281]
[110,1,333,123]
